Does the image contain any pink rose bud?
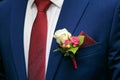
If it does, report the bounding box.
[62,44,66,49]
[70,36,79,45]
[73,44,77,47]
[64,40,70,45]
[66,44,71,48]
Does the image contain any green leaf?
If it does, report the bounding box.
[53,48,64,53]
[53,48,59,52]
[67,47,79,55]
[64,52,70,56]
[78,36,85,46]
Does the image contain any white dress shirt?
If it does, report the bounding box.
[24,0,64,73]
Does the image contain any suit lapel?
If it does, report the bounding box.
[46,0,90,80]
[10,0,28,79]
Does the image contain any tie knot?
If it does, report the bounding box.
[35,0,51,12]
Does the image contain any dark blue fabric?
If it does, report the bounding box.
[0,0,120,80]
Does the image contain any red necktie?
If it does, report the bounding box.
[28,0,51,80]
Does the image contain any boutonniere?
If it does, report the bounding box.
[53,28,85,69]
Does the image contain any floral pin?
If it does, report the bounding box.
[53,28,85,69]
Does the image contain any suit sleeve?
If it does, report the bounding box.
[108,1,120,80]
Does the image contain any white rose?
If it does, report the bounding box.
[54,28,71,44]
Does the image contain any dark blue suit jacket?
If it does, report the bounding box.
[0,0,120,80]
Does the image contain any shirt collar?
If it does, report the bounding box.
[29,0,64,8]
[29,0,34,7]
[51,0,64,8]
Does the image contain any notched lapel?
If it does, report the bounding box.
[10,0,28,79]
[46,0,90,80]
